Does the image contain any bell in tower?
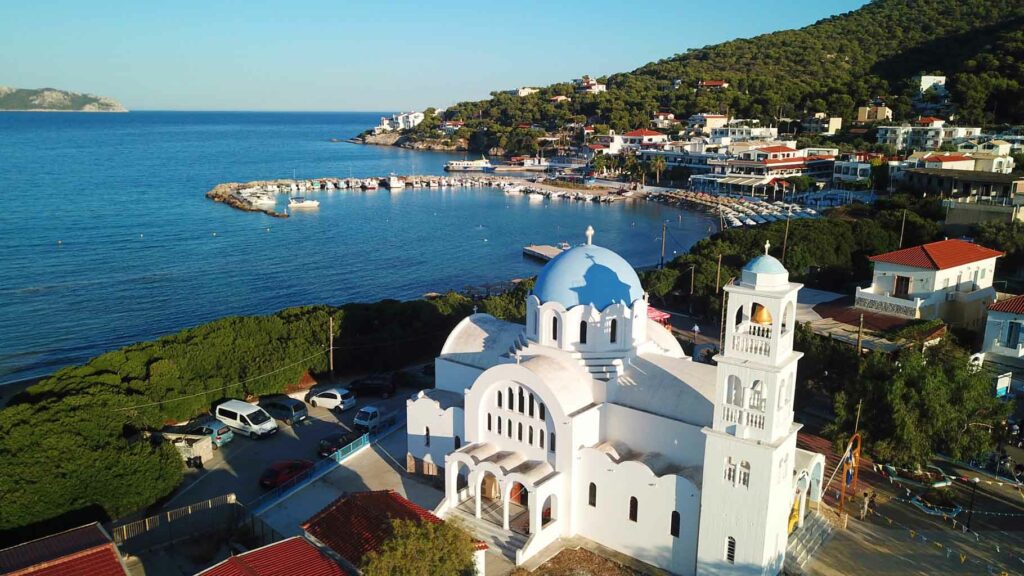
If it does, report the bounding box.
[751,303,772,325]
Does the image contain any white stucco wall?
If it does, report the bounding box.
[576,448,701,575]
[603,403,706,468]
[984,309,1024,354]
[871,259,997,301]
[406,396,464,466]
[435,358,484,394]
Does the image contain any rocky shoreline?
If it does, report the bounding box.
[346,132,468,152]
[205,181,291,218]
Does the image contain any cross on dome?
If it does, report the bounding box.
[764,240,771,255]
[585,225,595,245]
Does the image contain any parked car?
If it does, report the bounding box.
[258,395,308,425]
[307,387,356,411]
[215,400,278,439]
[317,430,363,458]
[185,417,235,449]
[259,459,314,489]
[348,374,396,398]
[353,406,397,434]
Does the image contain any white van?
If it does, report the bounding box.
[215,400,279,439]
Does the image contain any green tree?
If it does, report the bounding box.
[649,155,667,184]
[362,519,477,576]
[641,267,680,303]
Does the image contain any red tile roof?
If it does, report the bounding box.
[302,490,484,568]
[700,80,728,86]
[198,537,345,576]
[924,154,973,163]
[917,116,944,124]
[624,129,664,137]
[0,523,126,576]
[989,294,1024,315]
[758,145,797,153]
[869,239,1004,270]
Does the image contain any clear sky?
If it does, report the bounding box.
[0,0,867,111]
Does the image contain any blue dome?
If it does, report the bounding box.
[534,245,644,309]
[744,254,787,275]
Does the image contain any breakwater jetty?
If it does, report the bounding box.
[205,174,628,215]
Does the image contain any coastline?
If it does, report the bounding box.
[0,108,128,113]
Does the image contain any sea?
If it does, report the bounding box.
[0,111,714,384]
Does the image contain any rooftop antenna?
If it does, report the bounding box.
[585,225,595,245]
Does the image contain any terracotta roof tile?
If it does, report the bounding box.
[302,490,483,568]
[869,239,1003,270]
[0,523,126,576]
[198,537,345,576]
[757,145,797,153]
[989,294,1024,315]
[624,129,664,137]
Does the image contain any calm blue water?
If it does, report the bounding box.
[0,111,713,383]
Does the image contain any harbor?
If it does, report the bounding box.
[205,174,629,216]
[647,189,821,228]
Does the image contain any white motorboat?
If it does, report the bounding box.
[386,175,405,190]
[288,196,320,209]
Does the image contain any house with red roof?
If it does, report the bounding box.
[981,294,1024,395]
[697,79,730,90]
[302,490,486,575]
[197,536,346,576]
[854,239,1003,328]
[0,523,129,576]
[622,128,668,148]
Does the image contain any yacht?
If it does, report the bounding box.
[288,196,320,209]
[362,179,379,190]
[444,157,495,172]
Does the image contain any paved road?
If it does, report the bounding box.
[160,387,414,511]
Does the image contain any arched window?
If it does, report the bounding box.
[424,427,430,447]
[579,320,588,344]
[507,418,513,438]
[628,497,638,522]
[487,413,492,431]
[778,378,787,409]
[529,394,535,417]
[497,391,502,409]
[508,387,514,411]
[539,429,545,449]
[670,511,680,537]
[529,426,534,445]
[549,432,556,452]
[610,319,618,343]
[539,402,546,421]
[734,305,744,327]
[588,482,597,507]
[518,389,525,414]
[726,536,736,564]
[517,422,523,441]
[739,461,751,487]
[497,417,502,435]
[551,316,559,341]
[748,381,764,411]
[726,375,743,406]
[783,301,795,334]
[454,436,461,450]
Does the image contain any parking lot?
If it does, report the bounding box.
[160,385,414,511]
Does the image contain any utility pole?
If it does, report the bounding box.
[782,208,792,262]
[328,316,335,376]
[689,265,696,295]
[853,399,863,436]
[660,221,667,268]
[716,254,723,293]
[899,209,907,248]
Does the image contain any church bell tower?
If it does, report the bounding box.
[697,242,803,575]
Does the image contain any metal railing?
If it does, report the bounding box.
[248,433,370,512]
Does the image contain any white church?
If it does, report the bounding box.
[406,227,827,575]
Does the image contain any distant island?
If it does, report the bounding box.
[0,86,126,112]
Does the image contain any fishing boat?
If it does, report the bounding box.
[386,174,405,190]
[288,196,320,209]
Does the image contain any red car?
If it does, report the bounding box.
[260,459,313,489]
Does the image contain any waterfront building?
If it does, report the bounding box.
[688,145,836,197]
[574,76,607,94]
[876,124,983,151]
[405,230,827,574]
[622,128,669,148]
[373,111,426,134]
[832,156,874,184]
[506,87,539,97]
[854,239,1003,329]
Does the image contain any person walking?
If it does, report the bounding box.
[859,492,870,520]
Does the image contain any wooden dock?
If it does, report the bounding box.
[523,244,566,262]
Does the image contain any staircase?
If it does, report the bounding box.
[783,511,834,575]
[448,506,528,561]
[505,335,625,382]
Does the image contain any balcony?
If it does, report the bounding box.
[854,286,923,319]
[731,323,773,358]
[722,405,766,430]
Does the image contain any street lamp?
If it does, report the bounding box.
[966,476,980,531]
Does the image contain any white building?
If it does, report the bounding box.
[687,113,730,135]
[507,87,539,97]
[876,124,983,151]
[854,239,1003,329]
[652,112,679,130]
[622,129,669,148]
[710,125,779,143]
[832,159,873,184]
[575,76,607,94]
[916,75,948,96]
[981,295,1024,394]
[373,111,425,134]
[406,229,826,574]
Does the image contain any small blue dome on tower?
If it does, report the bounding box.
[743,254,787,275]
[533,232,644,310]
